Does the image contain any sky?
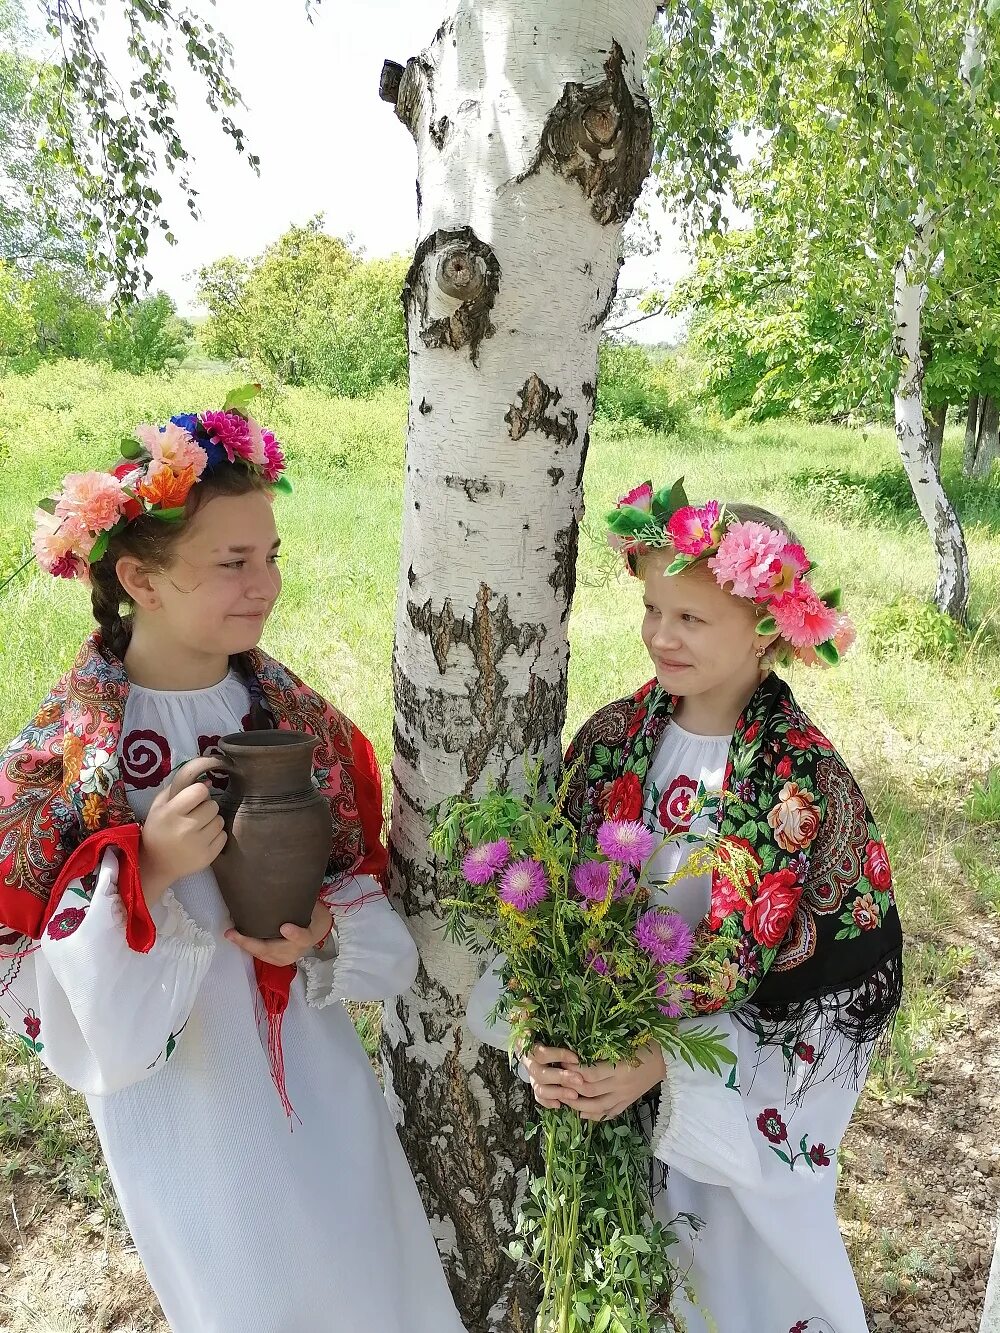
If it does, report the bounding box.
[113,0,690,341]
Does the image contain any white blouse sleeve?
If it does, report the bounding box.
[300,874,418,1007]
[0,848,215,1098]
[652,1009,865,1196]
[466,954,512,1049]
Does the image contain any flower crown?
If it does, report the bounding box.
[32,385,291,582]
[606,478,855,667]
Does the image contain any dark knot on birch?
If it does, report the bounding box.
[402,227,501,366]
[518,41,654,226]
[436,246,486,302]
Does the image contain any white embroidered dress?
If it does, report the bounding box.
[0,676,465,1333]
[468,720,869,1333]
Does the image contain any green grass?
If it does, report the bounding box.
[1,360,999,1114]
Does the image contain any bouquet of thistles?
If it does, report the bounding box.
[431,764,745,1333]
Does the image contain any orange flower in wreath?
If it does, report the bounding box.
[137,462,197,509]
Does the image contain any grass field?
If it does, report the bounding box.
[0,360,998,1327]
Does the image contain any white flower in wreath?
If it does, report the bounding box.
[79,747,120,797]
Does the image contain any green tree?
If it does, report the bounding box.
[198,219,408,396]
[650,0,1000,619]
[104,292,194,374]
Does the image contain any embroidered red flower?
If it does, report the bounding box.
[809,1143,831,1166]
[199,735,230,790]
[789,1322,809,1333]
[708,836,761,929]
[863,839,892,892]
[743,869,802,948]
[775,754,793,779]
[657,775,697,834]
[756,1107,787,1143]
[23,1012,41,1040]
[851,892,879,931]
[121,729,172,790]
[626,708,648,739]
[794,1042,815,1064]
[785,724,833,751]
[46,907,87,940]
[605,772,643,821]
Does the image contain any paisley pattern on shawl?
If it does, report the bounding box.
[0,633,386,944]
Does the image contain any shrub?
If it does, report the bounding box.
[868,597,967,661]
[595,341,688,435]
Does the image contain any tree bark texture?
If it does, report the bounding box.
[379,4,657,1329]
[972,394,999,479]
[964,392,982,476]
[891,207,970,621]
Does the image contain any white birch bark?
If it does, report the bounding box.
[378,3,657,1326]
[891,206,970,620]
[889,9,985,621]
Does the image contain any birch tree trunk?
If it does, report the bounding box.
[379,4,657,1327]
[891,207,970,621]
[972,395,999,478]
[964,392,982,475]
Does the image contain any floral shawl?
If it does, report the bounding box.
[0,632,388,1111]
[565,673,903,1073]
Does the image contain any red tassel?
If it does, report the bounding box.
[254,960,299,1123]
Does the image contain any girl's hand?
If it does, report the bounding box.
[520,1044,586,1110]
[225,900,334,968]
[571,1042,666,1121]
[139,757,227,906]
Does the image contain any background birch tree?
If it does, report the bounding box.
[378,5,659,1325]
[650,0,1000,622]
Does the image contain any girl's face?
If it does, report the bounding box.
[641,554,764,700]
[126,490,283,658]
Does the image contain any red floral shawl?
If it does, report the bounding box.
[565,673,903,1075]
[0,633,388,1111]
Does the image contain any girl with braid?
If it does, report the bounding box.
[0,402,463,1332]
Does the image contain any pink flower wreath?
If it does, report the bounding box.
[605,478,855,667]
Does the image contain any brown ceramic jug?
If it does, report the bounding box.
[211,731,332,940]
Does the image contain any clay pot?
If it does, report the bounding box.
[212,731,332,940]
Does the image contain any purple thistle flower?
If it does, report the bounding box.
[585,948,611,976]
[634,909,695,967]
[596,819,656,868]
[572,860,612,903]
[612,867,638,900]
[499,859,549,911]
[461,839,511,886]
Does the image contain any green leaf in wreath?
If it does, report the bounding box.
[36,496,57,514]
[272,474,293,495]
[756,616,778,636]
[120,435,144,459]
[222,382,261,415]
[652,476,688,519]
[815,639,840,666]
[821,587,842,609]
[88,531,110,563]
